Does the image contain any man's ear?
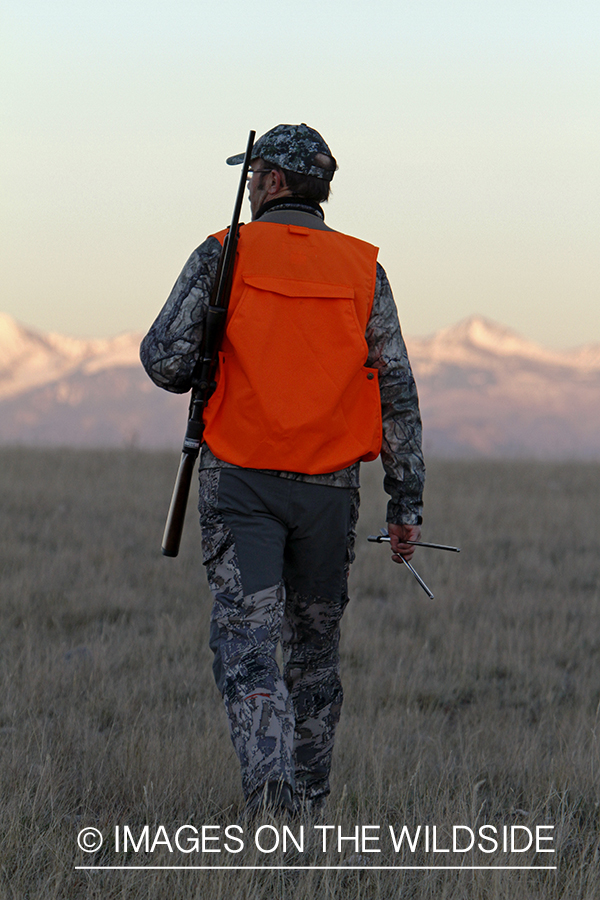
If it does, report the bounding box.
[267,169,286,196]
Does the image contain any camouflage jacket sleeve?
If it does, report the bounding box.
[366,263,425,525]
[139,235,223,393]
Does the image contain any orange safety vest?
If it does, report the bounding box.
[202,221,382,474]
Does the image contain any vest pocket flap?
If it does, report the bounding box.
[242,275,355,300]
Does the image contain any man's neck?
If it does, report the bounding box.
[254,197,325,221]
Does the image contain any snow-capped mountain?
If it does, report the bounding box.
[0,312,598,458]
[0,312,188,448]
[407,316,600,458]
[0,312,143,400]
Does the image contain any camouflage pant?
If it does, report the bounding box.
[198,467,358,803]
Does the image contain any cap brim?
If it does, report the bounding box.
[226,153,244,166]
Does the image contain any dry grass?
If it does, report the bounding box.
[0,448,599,899]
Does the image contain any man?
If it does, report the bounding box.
[140,123,425,816]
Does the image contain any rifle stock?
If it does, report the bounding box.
[161,130,255,557]
[161,447,198,557]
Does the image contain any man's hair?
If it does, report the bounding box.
[277,167,332,203]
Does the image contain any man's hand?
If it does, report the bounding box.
[387,523,422,564]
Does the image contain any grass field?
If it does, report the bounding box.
[0,448,599,899]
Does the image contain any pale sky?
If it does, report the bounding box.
[3,0,599,348]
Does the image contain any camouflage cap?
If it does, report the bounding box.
[226,124,337,181]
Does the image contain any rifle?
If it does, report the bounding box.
[161,130,256,557]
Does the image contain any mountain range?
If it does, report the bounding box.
[1,311,599,459]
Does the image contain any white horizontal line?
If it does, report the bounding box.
[75,865,557,871]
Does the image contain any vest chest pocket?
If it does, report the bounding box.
[226,275,367,375]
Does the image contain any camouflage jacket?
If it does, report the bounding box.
[140,205,425,524]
